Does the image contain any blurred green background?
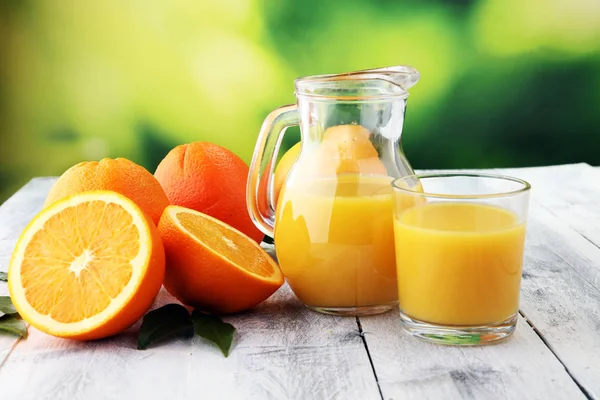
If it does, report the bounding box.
[1,0,600,202]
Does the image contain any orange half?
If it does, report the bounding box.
[158,205,284,314]
[8,190,165,340]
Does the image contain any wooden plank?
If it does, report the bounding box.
[502,164,600,398]
[516,163,600,246]
[0,177,57,276]
[498,163,600,241]
[492,164,600,290]
[516,203,600,398]
[0,178,57,365]
[360,313,585,400]
[0,178,381,400]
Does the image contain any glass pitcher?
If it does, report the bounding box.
[247,66,420,315]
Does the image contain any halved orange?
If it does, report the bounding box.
[8,191,165,340]
[158,205,284,314]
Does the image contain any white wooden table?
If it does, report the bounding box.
[0,163,599,400]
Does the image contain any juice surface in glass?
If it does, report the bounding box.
[394,202,526,326]
[274,174,397,308]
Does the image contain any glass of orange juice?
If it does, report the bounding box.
[392,173,531,345]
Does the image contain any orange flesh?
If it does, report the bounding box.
[176,211,275,278]
[21,201,139,323]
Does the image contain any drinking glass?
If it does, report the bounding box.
[392,173,531,344]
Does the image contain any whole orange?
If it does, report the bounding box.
[154,142,264,243]
[316,124,387,175]
[44,158,170,225]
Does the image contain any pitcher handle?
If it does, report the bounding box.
[247,104,299,237]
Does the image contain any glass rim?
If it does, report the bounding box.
[293,65,419,101]
[293,92,410,101]
[391,172,531,200]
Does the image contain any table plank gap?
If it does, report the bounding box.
[0,336,22,371]
[519,310,594,400]
[577,233,600,252]
[356,316,384,400]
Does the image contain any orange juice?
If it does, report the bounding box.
[274,174,397,308]
[394,202,526,326]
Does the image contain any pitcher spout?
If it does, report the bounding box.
[295,65,419,100]
[355,65,420,91]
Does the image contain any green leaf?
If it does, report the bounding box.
[0,272,7,281]
[191,310,236,357]
[137,304,194,350]
[0,296,17,318]
[0,315,27,338]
